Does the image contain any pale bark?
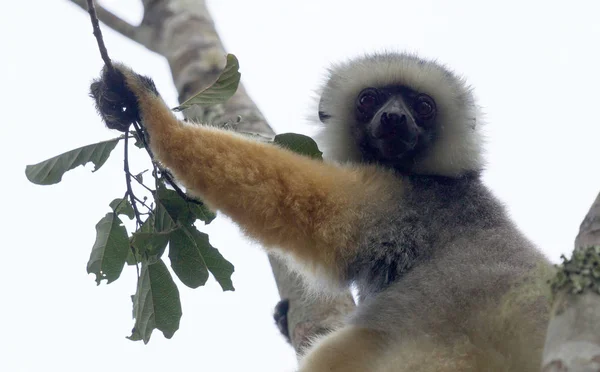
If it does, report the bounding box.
[269,256,355,352]
[542,192,600,372]
[69,0,355,356]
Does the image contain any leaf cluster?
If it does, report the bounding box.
[25,55,242,343]
[28,137,234,343]
[25,53,324,343]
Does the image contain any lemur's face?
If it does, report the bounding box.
[352,85,438,171]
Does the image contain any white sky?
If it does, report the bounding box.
[1,0,600,371]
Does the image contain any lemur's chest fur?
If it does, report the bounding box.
[349,173,510,300]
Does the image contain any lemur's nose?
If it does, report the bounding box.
[374,112,406,139]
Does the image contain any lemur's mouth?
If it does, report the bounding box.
[376,138,417,160]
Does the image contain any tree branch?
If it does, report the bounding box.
[85,0,113,69]
[575,192,600,249]
[68,0,155,51]
[123,135,143,228]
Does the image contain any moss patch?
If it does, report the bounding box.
[549,245,600,297]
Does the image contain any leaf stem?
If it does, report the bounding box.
[133,195,153,214]
[127,169,154,193]
[124,135,143,228]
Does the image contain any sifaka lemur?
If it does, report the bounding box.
[91,52,552,371]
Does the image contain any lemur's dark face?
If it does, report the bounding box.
[353,86,438,171]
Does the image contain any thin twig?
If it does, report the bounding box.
[133,195,153,214]
[162,171,204,205]
[86,0,113,70]
[123,135,143,228]
[153,162,161,190]
[129,170,154,193]
[131,123,154,158]
[132,245,140,279]
[69,0,149,51]
[116,190,141,279]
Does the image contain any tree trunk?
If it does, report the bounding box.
[542,193,600,371]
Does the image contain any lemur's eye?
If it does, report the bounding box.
[357,88,380,115]
[414,94,436,119]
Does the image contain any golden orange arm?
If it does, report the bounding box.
[121,65,399,279]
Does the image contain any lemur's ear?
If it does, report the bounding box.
[318,96,331,123]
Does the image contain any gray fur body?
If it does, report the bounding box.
[349,173,547,336]
[349,174,542,300]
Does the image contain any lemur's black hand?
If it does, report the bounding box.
[90,64,156,132]
[273,299,291,344]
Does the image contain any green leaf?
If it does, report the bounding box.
[131,131,145,149]
[168,228,210,288]
[131,231,170,264]
[173,54,241,111]
[274,133,323,159]
[156,186,214,225]
[128,259,182,344]
[153,199,178,233]
[126,248,141,266]
[109,198,135,220]
[169,226,234,291]
[154,186,233,289]
[87,213,130,285]
[134,171,146,184]
[139,215,155,233]
[25,138,120,185]
[126,216,155,265]
[188,228,235,291]
[189,203,216,224]
[156,187,194,226]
